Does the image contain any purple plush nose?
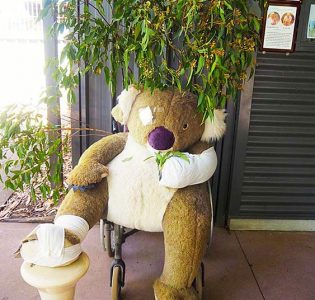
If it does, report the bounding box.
[148,127,175,150]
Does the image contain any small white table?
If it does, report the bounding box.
[20,252,89,300]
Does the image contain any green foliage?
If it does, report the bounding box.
[0,105,69,203]
[145,151,189,173]
[42,0,262,119]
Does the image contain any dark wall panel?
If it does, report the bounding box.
[229,51,315,220]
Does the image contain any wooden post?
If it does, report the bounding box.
[42,1,62,187]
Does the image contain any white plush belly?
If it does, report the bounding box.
[106,137,177,232]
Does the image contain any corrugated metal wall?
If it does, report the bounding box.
[230,51,315,219]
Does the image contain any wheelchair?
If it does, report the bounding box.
[99,181,214,300]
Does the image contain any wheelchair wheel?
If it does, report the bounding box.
[193,264,204,300]
[111,266,122,300]
[100,219,114,257]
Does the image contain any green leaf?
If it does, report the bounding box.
[122,156,133,162]
[67,89,76,104]
[144,156,154,162]
[34,0,260,126]
[134,22,141,39]
[186,67,194,86]
[173,151,190,163]
[253,17,261,33]
[197,56,205,74]
[209,55,219,78]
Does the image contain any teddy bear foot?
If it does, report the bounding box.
[153,279,198,300]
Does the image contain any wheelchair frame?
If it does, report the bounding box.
[100,181,214,300]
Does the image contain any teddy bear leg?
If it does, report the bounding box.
[154,184,211,300]
[19,179,109,268]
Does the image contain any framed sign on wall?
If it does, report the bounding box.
[296,0,315,50]
[307,3,315,38]
[261,0,302,52]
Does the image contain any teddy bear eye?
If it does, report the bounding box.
[183,123,189,130]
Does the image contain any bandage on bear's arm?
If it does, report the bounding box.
[159,147,217,189]
[66,133,128,186]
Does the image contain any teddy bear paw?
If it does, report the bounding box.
[153,279,199,300]
[66,162,108,186]
[17,222,83,267]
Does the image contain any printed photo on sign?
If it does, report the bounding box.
[268,12,280,25]
[307,4,315,39]
[282,12,295,26]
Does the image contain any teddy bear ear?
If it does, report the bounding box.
[111,86,141,125]
[200,109,227,142]
[111,105,124,124]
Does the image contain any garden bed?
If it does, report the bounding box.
[0,128,72,223]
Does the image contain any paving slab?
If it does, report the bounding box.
[204,228,263,300]
[236,231,315,300]
[0,223,39,300]
[0,223,260,300]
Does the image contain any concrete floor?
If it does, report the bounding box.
[1,223,315,300]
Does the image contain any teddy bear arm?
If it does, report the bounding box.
[67,133,128,186]
[187,141,213,154]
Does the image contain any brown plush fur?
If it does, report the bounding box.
[56,179,108,229]
[66,133,128,186]
[156,183,210,299]
[22,88,214,300]
[127,89,204,151]
[61,89,211,300]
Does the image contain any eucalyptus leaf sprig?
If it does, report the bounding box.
[40,0,263,119]
[145,151,189,180]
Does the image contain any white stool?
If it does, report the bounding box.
[20,252,89,300]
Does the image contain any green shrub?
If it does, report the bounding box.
[0,0,262,204]
[0,105,67,203]
[43,0,262,119]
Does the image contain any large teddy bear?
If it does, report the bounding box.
[20,87,226,299]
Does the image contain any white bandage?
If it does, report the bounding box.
[159,147,217,188]
[139,106,153,125]
[20,215,89,267]
[37,223,64,258]
[55,215,89,242]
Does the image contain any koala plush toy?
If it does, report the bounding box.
[19,87,226,300]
